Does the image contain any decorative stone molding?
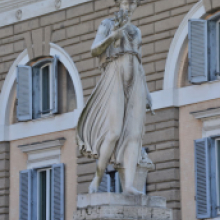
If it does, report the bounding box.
[18,138,65,169]
[191,108,220,138]
[24,26,52,59]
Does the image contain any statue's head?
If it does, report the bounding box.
[114,0,142,17]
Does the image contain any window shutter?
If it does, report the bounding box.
[32,65,41,119]
[17,66,32,121]
[209,20,217,81]
[19,169,32,220]
[98,173,110,192]
[188,19,208,84]
[31,169,37,220]
[51,56,58,114]
[51,163,64,220]
[194,138,211,219]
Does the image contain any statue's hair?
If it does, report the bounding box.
[114,0,142,7]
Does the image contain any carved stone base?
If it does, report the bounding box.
[73,193,173,220]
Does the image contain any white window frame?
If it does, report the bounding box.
[40,63,53,117]
[37,168,52,220]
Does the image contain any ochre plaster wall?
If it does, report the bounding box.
[179,99,220,220]
[9,129,77,220]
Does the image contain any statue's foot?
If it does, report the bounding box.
[89,177,99,194]
[124,186,145,196]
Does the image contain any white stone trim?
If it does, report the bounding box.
[0,0,92,28]
[0,44,83,141]
[151,79,220,110]
[191,108,220,120]
[18,138,65,169]
[164,0,205,90]
[191,107,220,138]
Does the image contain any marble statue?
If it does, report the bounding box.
[77,0,154,195]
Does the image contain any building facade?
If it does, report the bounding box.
[0,0,219,220]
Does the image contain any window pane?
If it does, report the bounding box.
[42,66,50,114]
[39,171,47,220]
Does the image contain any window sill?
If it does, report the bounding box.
[32,113,55,122]
[2,109,81,141]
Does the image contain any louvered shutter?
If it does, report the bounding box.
[188,19,208,84]
[51,56,58,114]
[32,65,41,119]
[19,169,32,220]
[51,163,64,220]
[194,138,211,219]
[98,173,110,192]
[17,66,32,121]
[31,169,37,220]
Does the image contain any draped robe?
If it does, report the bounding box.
[77,18,152,166]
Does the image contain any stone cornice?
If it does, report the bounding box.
[191,108,220,120]
[0,0,91,28]
[18,138,65,153]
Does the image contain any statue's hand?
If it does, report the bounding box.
[146,102,155,115]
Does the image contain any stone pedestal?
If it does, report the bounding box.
[73,193,173,220]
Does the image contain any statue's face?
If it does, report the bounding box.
[119,0,137,17]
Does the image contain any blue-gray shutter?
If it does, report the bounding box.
[17,66,32,121]
[209,137,217,218]
[31,169,37,220]
[32,65,41,119]
[208,20,217,81]
[19,169,32,220]
[98,173,110,192]
[188,19,208,84]
[194,138,211,219]
[51,56,58,114]
[51,163,64,220]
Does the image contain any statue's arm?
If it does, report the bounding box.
[91,21,116,57]
[138,29,154,113]
[91,19,127,57]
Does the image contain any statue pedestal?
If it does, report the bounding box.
[73,193,173,220]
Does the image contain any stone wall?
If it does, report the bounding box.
[0,0,198,95]
[0,142,10,220]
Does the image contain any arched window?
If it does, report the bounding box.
[16,56,76,122]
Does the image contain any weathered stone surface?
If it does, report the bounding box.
[94,0,115,11]
[143,127,179,145]
[14,18,39,34]
[77,162,96,176]
[74,194,172,220]
[67,2,93,19]
[147,168,180,183]
[0,27,13,39]
[155,0,185,13]
[155,14,185,33]
[40,11,65,26]
[148,149,179,164]
[66,21,94,38]
[0,44,13,57]
[77,193,166,209]
[32,28,43,57]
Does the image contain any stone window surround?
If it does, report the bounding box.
[192,108,220,220]
[0,43,84,142]
[18,138,65,169]
[191,107,220,138]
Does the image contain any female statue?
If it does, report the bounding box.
[77,0,154,195]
